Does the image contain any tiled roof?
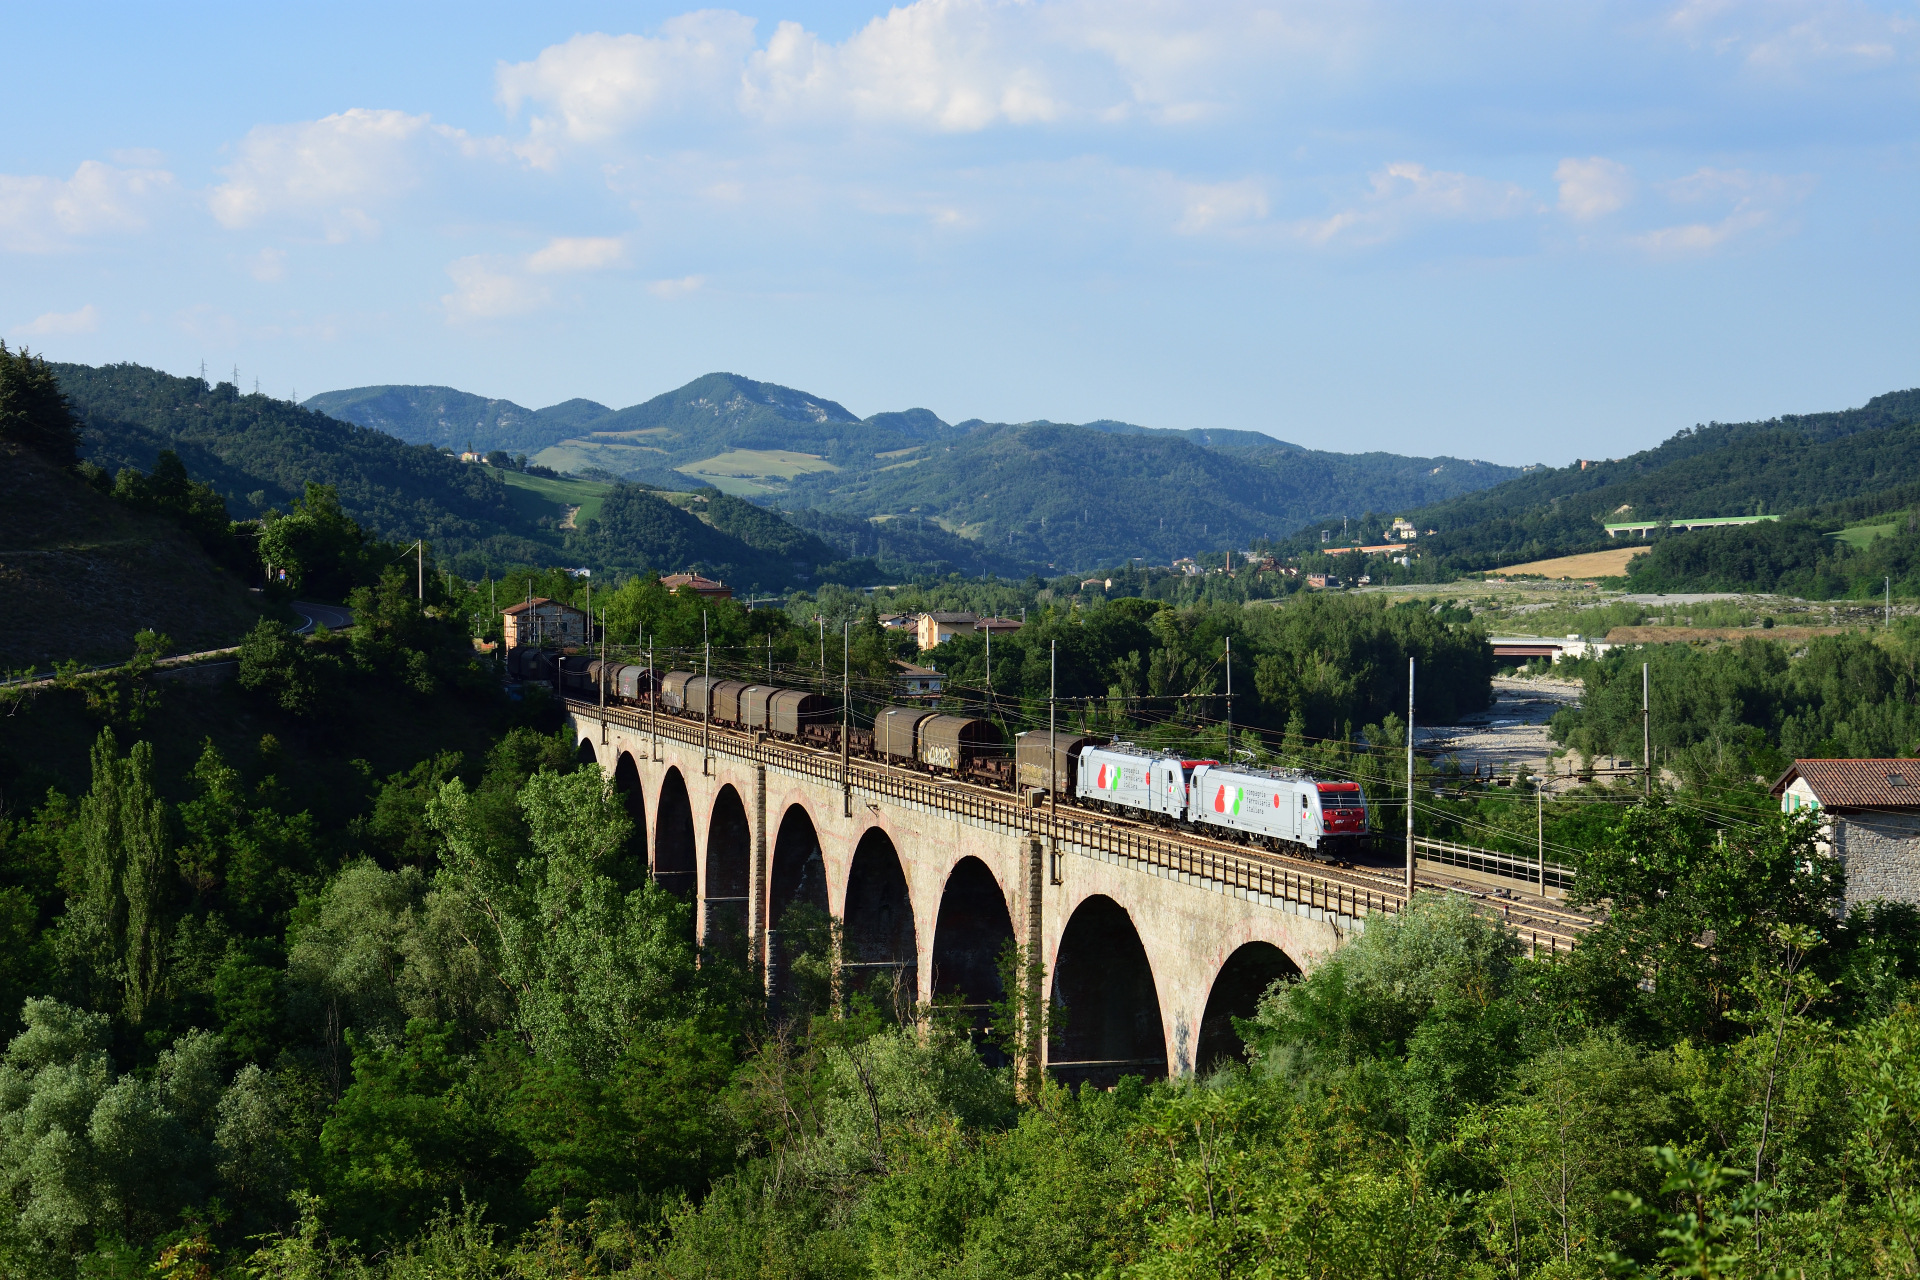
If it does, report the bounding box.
[503,597,578,615]
[1772,759,1920,808]
[926,611,976,623]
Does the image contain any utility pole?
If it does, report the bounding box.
[1049,639,1057,813]
[1537,782,1545,896]
[598,605,607,744]
[1224,636,1233,763]
[1888,576,1893,629]
[416,541,424,600]
[985,618,992,720]
[1642,662,1651,800]
[818,617,826,688]
[649,638,658,762]
[1405,657,1415,894]
[841,621,851,817]
[703,611,711,775]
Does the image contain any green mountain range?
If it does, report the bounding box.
[310,371,1522,567]
[53,363,1015,590]
[1396,387,1920,572]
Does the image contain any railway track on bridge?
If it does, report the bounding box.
[568,698,1596,955]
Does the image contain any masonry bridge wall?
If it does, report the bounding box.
[569,702,1405,1079]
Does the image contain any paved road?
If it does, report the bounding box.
[293,600,355,634]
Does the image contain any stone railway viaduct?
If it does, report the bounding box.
[568,698,1581,1080]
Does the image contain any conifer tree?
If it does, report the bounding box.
[0,341,82,466]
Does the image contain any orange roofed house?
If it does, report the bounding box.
[660,573,732,599]
[502,598,588,650]
[1773,759,1920,910]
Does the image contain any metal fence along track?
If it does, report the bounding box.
[568,699,1590,951]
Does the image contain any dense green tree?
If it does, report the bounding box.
[238,618,323,716]
[259,483,372,599]
[0,343,81,467]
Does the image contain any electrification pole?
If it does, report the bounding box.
[1642,662,1651,799]
[841,621,851,816]
[1405,657,1415,894]
[703,611,712,775]
[1225,636,1233,763]
[1537,782,1545,895]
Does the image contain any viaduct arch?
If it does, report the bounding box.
[572,714,1352,1080]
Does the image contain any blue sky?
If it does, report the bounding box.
[4,1,1917,464]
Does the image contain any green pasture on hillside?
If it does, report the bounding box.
[496,468,613,525]
[1831,519,1898,549]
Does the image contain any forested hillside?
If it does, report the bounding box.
[1404,387,1920,571]
[8,570,1920,1276]
[302,384,611,456]
[50,363,981,591]
[58,363,556,571]
[314,372,1520,570]
[784,418,1514,566]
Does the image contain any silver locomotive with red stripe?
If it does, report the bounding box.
[1071,744,1370,859]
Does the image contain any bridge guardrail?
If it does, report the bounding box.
[569,699,1586,951]
[1415,837,1576,894]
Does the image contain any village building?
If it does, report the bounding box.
[1306,573,1342,590]
[660,573,732,599]
[891,660,944,698]
[1772,759,1920,910]
[1390,518,1418,539]
[501,598,588,650]
[916,611,976,648]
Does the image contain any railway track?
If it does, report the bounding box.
[568,698,1595,953]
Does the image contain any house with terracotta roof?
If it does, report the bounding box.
[1773,758,1920,909]
[660,573,732,599]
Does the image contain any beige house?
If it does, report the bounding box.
[1773,759,1920,910]
[502,598,588,650]
[917,611,977,648]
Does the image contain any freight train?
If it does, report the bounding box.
[545,654,1370,859]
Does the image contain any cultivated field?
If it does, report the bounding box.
[1486,546,1649,579]
[673,448,838,495]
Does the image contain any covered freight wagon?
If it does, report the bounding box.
[1014,731,1102,793]
[917,715,1002,771]
[770,690,831,738]
[874,707,937,760]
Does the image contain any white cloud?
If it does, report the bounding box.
[1555,157,1634,219]
[442,255,553,320]
[1665,0,1916,73]
[1299,161,1533,246]
[497,0,1351,148]
[1628,165,1810,254]
[0,161,174,252]
[1175,179,1269,234]
[648,274,706,298]
[745,1,1065,131]
[249,247,287,282]
[1628,212,1773,253]
[496,14,759,144]
[13,304,100,336]
[1371,163,1532,219]
[209,108,494,236]
[527,236,628,273]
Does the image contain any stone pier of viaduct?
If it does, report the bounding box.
[569,699,1437,1079]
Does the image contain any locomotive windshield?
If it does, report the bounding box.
[1317,786,1365,809]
